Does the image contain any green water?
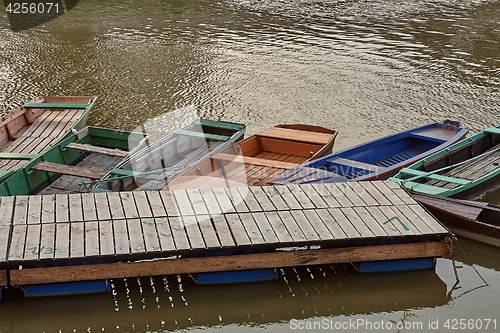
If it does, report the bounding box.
[1,0,500,332]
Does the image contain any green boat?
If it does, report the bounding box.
[0,96,97,182]
[0,126,148,196]
[92,118,246,192]
[391,126,500,199]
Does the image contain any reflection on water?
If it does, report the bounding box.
[0,265,449,332]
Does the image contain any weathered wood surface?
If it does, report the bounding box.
[2,181,450,264]
[9,242,447,285]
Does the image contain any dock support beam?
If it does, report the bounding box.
[9,242,447,286]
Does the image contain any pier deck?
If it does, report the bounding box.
[0,181,450,287]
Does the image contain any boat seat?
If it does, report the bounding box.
[258,127,333,145]
[0,153,38,160]
[31,161,107,180]
[328,157,384,172]
[402,181,449,196]
[212,153,299,169]
[23,103,91,109]
[66,143,129,157]
[174,129,230,142]
[398,168,471,185]
[374,151,414,167]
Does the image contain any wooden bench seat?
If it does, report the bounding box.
[258,127,333,145]
[32,161,107,180]
[328,157,384,172]
[23,103,91,109]
[398,168,471,185]
[66,142,129,157]
[212,153,299,169]
[174,129,230,142]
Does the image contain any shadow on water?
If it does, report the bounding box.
[4,0,80,32]
[0,265,449,332]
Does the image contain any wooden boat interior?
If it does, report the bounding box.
[166,124,337,190]
[314,125,464,180]
[95,119,246,192]
[0,96,95,176]
[398,127,500,194]
[0,127,148,196]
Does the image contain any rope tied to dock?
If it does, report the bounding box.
[444,236,462,284]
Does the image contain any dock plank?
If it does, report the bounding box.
[133,192,153,218]
[172,190,194,216]
[225,187,249,213]
[239,213,266,245]
[197,215,221,248]
[155,217,176,252]
[0,196,15,226]
[302,210,335,241]
[81,193,97,221]
[182,215,205,249]
[9,224,27,261]
[310,183,340,208]
[287,185,316,209]
[358,181,392,206]
[352,207,388,237]
[378,205,415,236]
[393,205,435,235]
[85,221,99,257]
[41,195,56,223]
[0,226,10,262]
[334,183,365,206]
[315,209,348,239]
[327,208,361,239]
[120,192,139,219]
[113,219,130,255]
[371,180,405,206]
[55,194,69,223]
[265,211,293,243]
[250,212,279,244]
[365,206,402,237]
[225,213,252,246]
[142,218,161,253]
[24,224,41,261]
[70,222,85,259]
[68,193,84,222]
[186,189,209,215]
[160,191,180,216]
[12,196,29,225]
[107,192,125,219]
[341,207,375,238]
[289,210,321,241]
[127,218,145,254]
[275,186,301,209]
[236,186,262,212]
[298,184,329,209]
[211,187,236,214]
[322,183,353,207]
[99,220,115,256]
[94,192,111,221]
[408,204,449,234]
[346,182,379,206]
[262,186,288,210]
[278,211,307,242]
[39,223,56,260]
[145,191,167,217]
[27,195,42,224]
[55,223,70,259]
[199,188,222,216]
[211,214,236,247]
[169,216,191,250]
[248,186,275,211]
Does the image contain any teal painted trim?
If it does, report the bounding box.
[398,168,471,185]
[484,127,500,135]
[195,119,246,132]
[174,129,230,142]
[383,216,410,231]
[23,103,90,109]
[0,153,37,160]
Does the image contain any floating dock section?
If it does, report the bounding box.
[0,180,450,292]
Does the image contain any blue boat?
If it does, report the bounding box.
[267,120,468,185]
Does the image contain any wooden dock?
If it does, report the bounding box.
[0,180,450,288]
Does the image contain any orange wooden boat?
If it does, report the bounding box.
[165,124,337,190]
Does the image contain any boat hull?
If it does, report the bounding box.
[268,121,468,185]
